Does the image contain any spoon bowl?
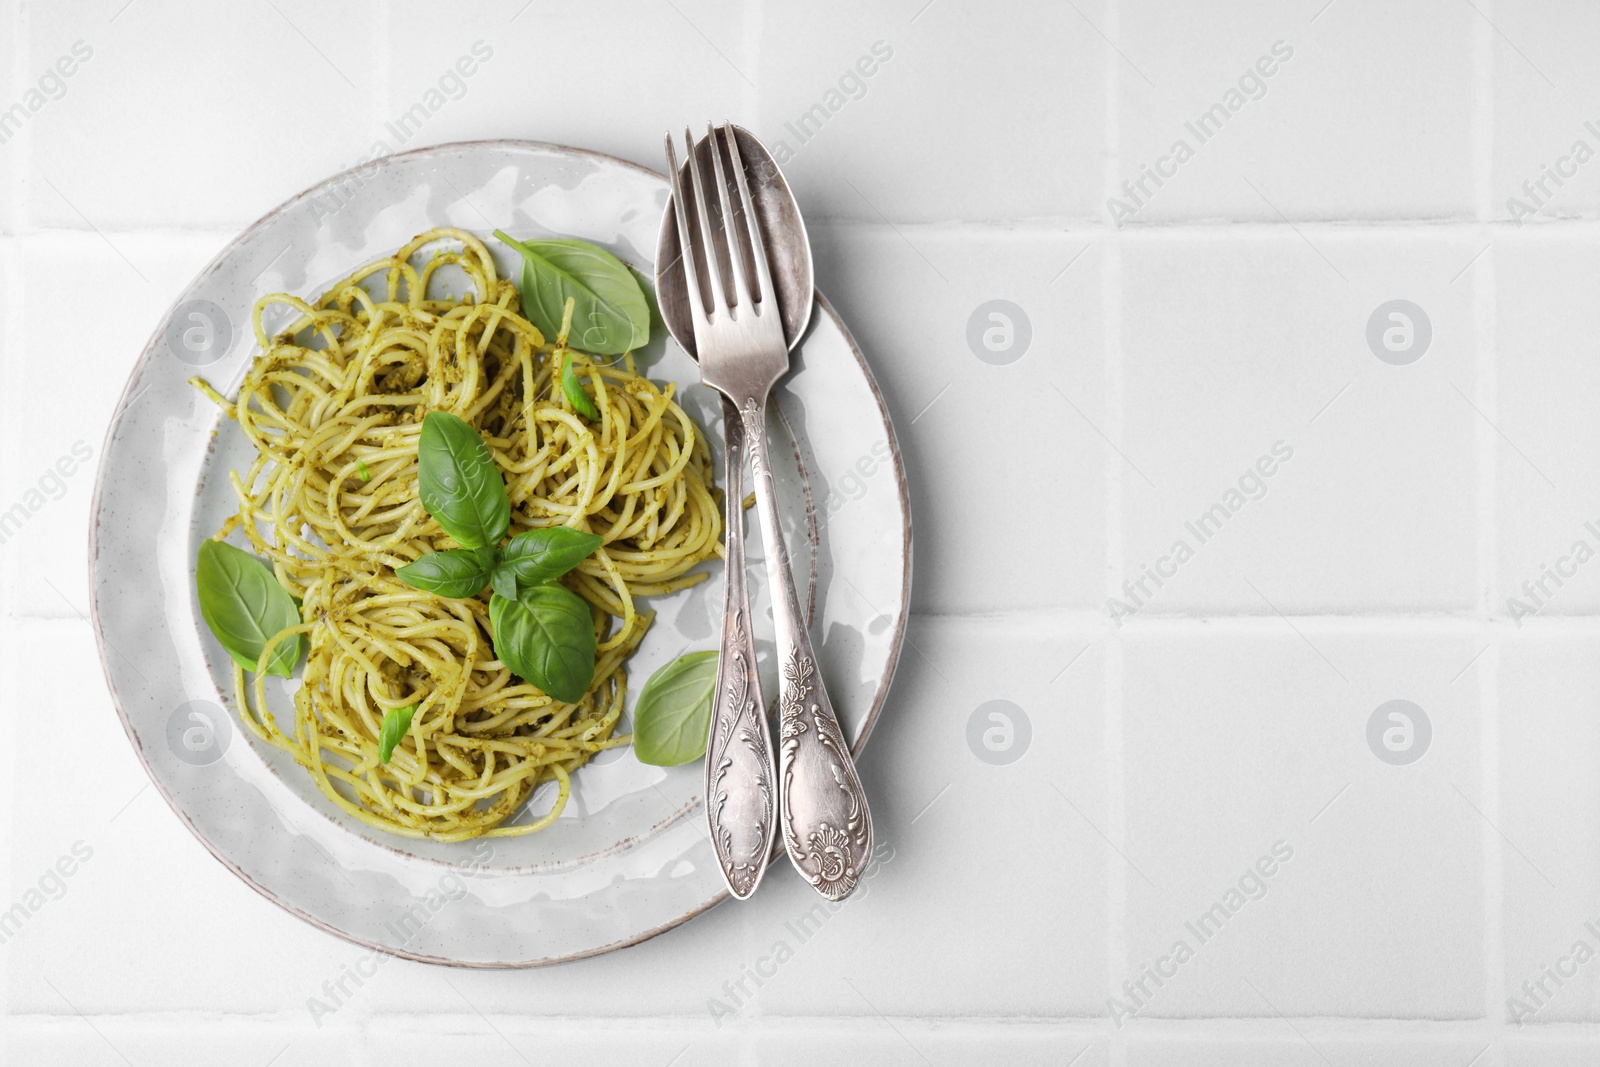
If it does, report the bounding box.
[655,124,814,357]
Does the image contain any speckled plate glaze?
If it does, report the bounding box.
[88,140,911,966]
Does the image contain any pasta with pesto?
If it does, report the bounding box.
[190,227,722,841]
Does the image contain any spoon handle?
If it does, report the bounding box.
[704,396,777,899]
[739,394,873,902]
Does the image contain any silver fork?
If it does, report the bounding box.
[664,124,873,902]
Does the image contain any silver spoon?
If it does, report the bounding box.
[657,124,873,902]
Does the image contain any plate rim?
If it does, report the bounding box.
[86,137,913,967]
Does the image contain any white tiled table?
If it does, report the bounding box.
[3,1,1598,1063]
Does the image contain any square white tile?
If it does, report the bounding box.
[1117,0,1476,224]
[1118,231,1483,616]
[1119,626,1486,1019]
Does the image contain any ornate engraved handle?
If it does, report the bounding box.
[740,395,873,901]
[705,397,777,899]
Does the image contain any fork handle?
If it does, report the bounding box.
[704,397,777,899]
[739,394,873,901]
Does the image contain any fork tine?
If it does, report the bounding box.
[682,126,729,317]
[662,132,707,328]
[722,123,775,312]
[705,123,751,315]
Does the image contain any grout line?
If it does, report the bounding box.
[949,607,1600,624]
[0,233,14,1067]
[0,1011,1571,1030]
[1480,643,1506,1050]
[1101,0,1127,1061]
[1472,20,1499,627]
[26,213,1600,241]
[22,218,1600,241]
[0,164,21,1031]
[1472,3,1505,1054]
[0,232,15,621]
[11,0,29,234]
[802,216,1600,233]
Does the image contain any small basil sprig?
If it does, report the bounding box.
[378,704,417,764]
[493,230,650,356]
[399,410,604,703]
[195,539,304,677]
[632,651,719,766]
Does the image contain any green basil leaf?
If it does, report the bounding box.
[396,547,498,599]
[493,230,650,355]
[561,351,601,420]
[488,585,596,704]
[497,526,604,590]
[633,651,719,766]
[417,411,509,549]
[356,459,371,481]
[378,704,417,764]
[195,539,304,677]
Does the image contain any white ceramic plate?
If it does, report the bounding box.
[88,141,911,966]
